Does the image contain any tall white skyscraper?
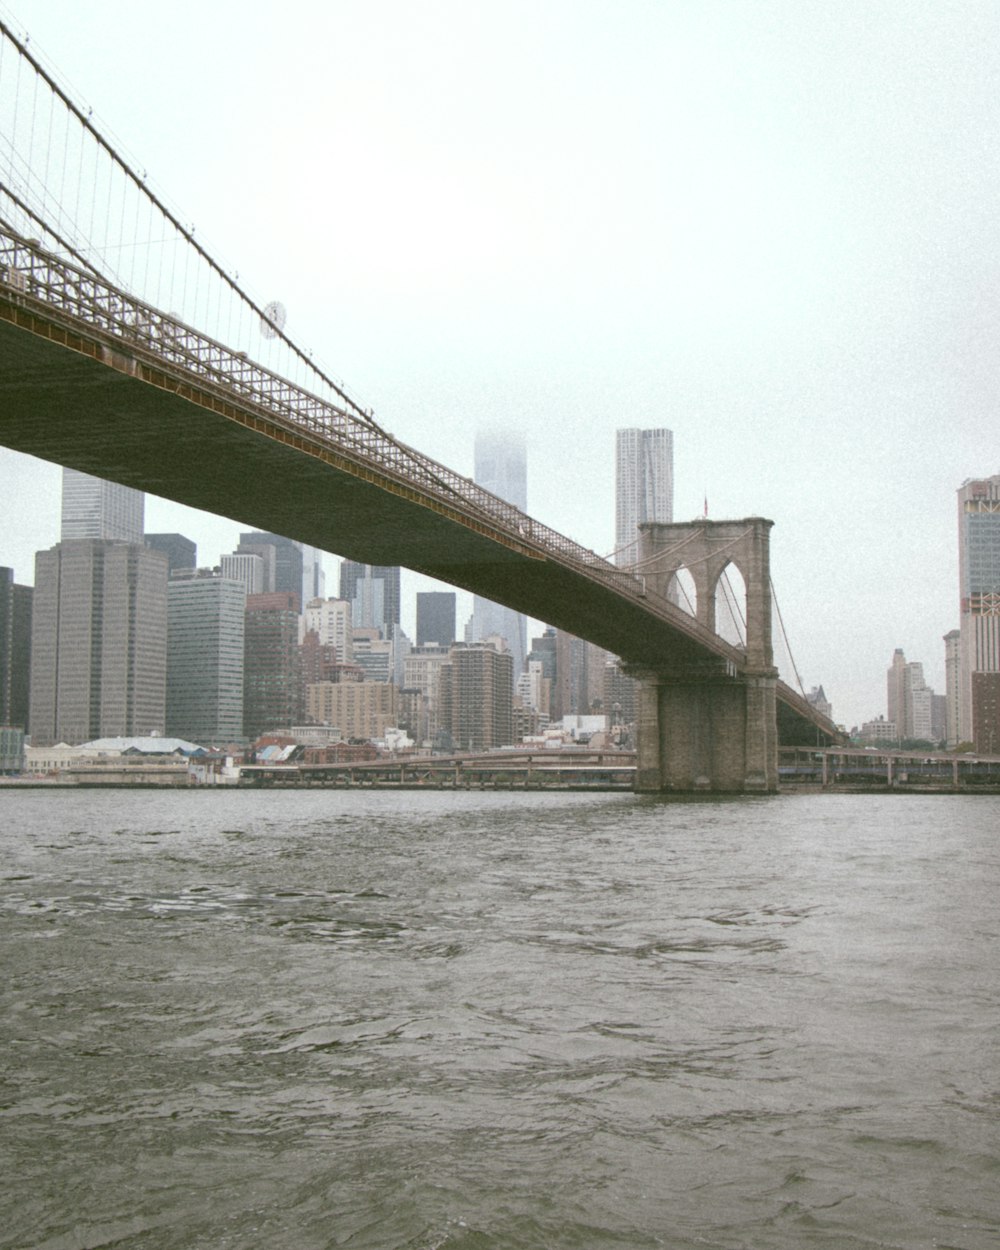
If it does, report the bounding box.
[614,428,673,565]
[302,597,354,663]
[61,469,144,543]
[471,429,527,686]
[300,545,326,608]
[957,473,1000,746]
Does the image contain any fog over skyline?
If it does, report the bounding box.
[2,0,998,729]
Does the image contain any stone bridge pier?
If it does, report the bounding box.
[633,517,778,793]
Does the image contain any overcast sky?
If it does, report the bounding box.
[2,0,998,729]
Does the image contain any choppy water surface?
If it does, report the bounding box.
[1,789,998,1250]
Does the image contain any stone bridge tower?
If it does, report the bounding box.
[633,517,778,792]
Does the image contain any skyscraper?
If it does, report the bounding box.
[416,591,456,647]
[603,659,637,743]
[29,540,167,746]
[303,598,354,663]
[339,562,400,635]
[887,648,937,744]
[0,567,32,730]
[957,474,1000,747]
[527,628,559,717]
[166,569,245,744]
[61,469,144,543]
[886,648,909,741]
[438,641,514,752]
[614,428,673,565]
[471,429,527,685]
[560,630,608,717]
[243,591,303,739]
[300,544,326,608]
[306,681,397,740]
[944,629,961,748]
[521,629,607,722]
[145,533,197,574]
[220,552,265,597]
[237,532,303,605]
[403,644,451,742]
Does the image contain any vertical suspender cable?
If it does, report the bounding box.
[770,580,805,696]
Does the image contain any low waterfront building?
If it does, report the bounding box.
[22,736,226,785]
[301,741,378,765]
[559,714,610,742]
[858,716,898,744]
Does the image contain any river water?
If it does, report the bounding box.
[1,788,998,1250]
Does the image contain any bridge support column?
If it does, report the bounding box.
[632,514,780,793]
[634,666,779,793]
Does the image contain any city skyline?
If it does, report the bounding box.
[2,451,990,736]
[2,1,998,728]
[3,461,996,747]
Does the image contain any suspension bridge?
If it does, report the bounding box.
[0,20,840,790]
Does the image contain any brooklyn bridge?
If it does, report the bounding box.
[0,20,840,790]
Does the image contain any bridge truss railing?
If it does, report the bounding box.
[0,227,745,667]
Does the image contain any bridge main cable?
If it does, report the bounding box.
[0,17,377,429]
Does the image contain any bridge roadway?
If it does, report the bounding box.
[0,233,837,746]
